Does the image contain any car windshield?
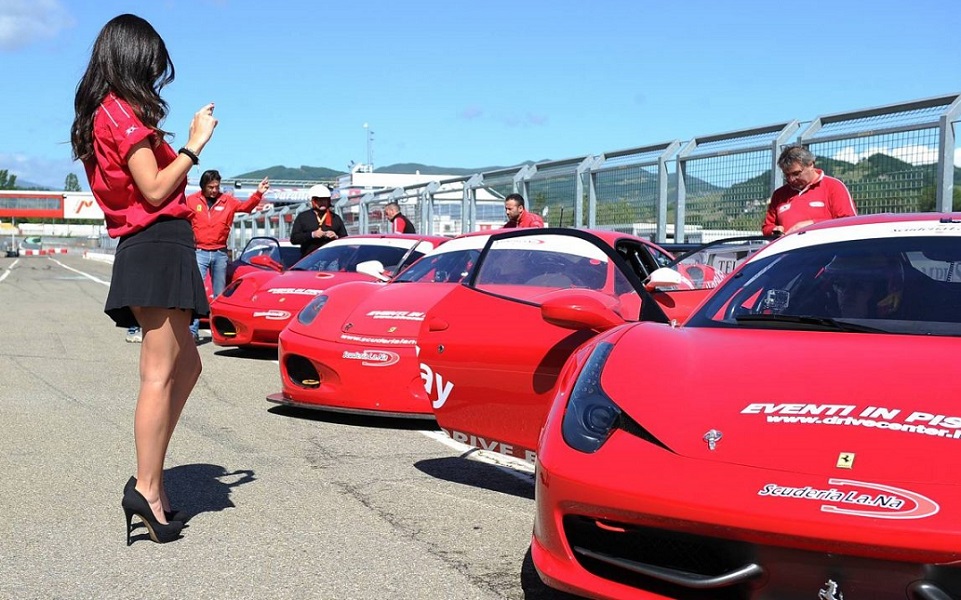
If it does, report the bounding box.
[688,236,961,336]
[292,243,419,273]
[394,248,481,284]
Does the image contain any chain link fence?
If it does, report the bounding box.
[232,93,961,250]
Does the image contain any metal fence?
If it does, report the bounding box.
[231,93,961,251]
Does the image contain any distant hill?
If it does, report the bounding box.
[4,179,51,190]
[231,165,346,181]
[232,162,528,181]
[373,162,524,176]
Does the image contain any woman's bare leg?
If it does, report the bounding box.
[130,307,202,522]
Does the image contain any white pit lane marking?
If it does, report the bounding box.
[50,257,110,286]
[0,257,19,283]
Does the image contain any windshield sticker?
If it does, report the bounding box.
[366,310,426,321]
[742,403,961,441]
[758,478,939,519]
[342,350,400,367]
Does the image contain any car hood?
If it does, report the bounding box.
[601,325,960,484]
[339,282,459,339]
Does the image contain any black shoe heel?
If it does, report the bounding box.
[122,486,183,545]
[124,507,135,545]
[124,476,190,524]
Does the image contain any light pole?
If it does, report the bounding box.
[363,122,374,171]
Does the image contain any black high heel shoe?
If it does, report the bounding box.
[124,476,189,523]
[122,486,184,545]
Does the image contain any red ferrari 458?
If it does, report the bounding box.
[421,214,961,599]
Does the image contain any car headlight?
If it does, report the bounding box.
[297,294,328,326]
[561,341,620,453]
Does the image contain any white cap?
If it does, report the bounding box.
[307,184,331,200]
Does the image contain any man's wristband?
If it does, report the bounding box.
[178,147,200,165]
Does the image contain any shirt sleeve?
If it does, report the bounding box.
[828,178,857,218]
[234,191,264,214]
[290,211,313,245]
[97,96,154,161]
[761,198,778,236]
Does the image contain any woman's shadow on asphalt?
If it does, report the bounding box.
[126,464,255,544]
[165,464,255,517]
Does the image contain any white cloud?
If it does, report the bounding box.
[831,144,940,166]
[0,153,84,189]
[0,0,74,51]
[955,147,961,168]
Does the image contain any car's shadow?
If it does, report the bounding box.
[266,405,440,431]
[213,347,278,361]
[414,455,534,500]
[521,546,588,599]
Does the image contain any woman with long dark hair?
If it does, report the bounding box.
[71,14,217,544]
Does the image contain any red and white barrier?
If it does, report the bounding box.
[20,248,69,256]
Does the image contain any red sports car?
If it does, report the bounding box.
[209,234,446,348]
[417,228,750,461]
[423,214,961,599]
[267,232,492,418]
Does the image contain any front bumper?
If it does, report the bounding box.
[530,428,961,600]
[271,328,433,418]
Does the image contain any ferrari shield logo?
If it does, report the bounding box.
[388,326,397,333]
[818,579,843,600]
[836,452,855,469]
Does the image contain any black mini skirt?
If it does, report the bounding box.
[104,217,209,328]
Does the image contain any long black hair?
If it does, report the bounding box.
[70,14,175,162]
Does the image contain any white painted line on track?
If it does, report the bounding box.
[419,429,535,482]
[0,257,19,283]
[49,257,110,286]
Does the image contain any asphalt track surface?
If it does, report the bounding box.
[0,254,584,600]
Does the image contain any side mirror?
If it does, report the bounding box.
[249,254,283,272]
[541,291,624,331]
[356,260,390,282]
[644,267,691,291]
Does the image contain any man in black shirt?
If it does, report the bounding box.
[290,184,348,257]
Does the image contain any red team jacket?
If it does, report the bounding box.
[188,191,264,250]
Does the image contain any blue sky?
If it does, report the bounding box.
[1,0,959,190]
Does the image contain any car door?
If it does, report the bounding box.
[418,229,652,462]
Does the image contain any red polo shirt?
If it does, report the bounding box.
[84,93,190,238]
[762,170,856,236]
[188,190,263,250]
[503,210,545,228]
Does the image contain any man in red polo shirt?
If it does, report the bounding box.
[502,193,544,228]
[188,170,269,341]
[762,145,856,236]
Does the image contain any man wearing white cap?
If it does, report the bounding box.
[290,184,348,257]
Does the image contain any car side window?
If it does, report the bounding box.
[472,234,637,317]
